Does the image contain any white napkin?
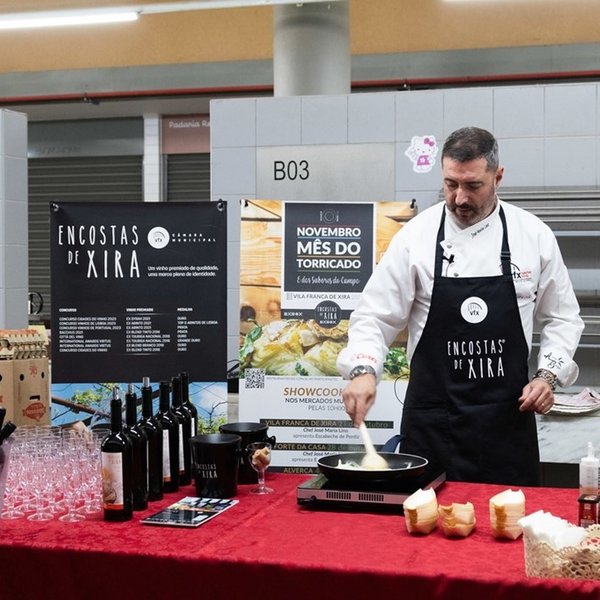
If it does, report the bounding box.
[552,388,600,415]
[518,510,588,550]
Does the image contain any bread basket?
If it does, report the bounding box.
[523,524,600,581]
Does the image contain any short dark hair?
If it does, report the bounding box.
[441,127,499,171]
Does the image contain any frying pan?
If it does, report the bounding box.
[317,434,428,484]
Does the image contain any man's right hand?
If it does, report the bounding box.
[342,374,377,426]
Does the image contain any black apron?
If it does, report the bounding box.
[399,207,540,486]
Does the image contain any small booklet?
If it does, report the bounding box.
[141,496,239,528]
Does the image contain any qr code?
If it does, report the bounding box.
[245,368,266,389]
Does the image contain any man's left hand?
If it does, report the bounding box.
[518,378,554,414]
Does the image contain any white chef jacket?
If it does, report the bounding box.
[337,199,584,387]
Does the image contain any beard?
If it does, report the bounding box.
[449,204,478,226]
[447,195,496,228]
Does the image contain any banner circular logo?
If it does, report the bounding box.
[148,226,170,249]
[460,296,488,324]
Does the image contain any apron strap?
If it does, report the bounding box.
[434,210,447,279]
[498,206,512,278]
[434,204,512,278]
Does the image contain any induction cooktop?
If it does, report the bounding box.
[296,470,446,513]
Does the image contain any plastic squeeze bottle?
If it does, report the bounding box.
[579,442,599,495]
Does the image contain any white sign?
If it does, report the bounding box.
[239,376,405,473]
[257,144,395,202]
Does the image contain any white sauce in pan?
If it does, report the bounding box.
[335,459,392,471]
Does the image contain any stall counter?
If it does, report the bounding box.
[0,474,598,599]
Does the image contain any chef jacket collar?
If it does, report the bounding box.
[444,195,501,242]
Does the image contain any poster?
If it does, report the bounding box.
[50,201,228,430]
[281,202,374,320]
[239,200,417,472]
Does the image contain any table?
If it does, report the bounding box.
[0,475,598,599]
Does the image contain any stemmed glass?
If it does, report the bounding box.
[58,452,86,523]
[2,478,25,520]
[78,437,102,516]
[1,442,24,520]
[246,442,273,495]
[27,457,54,522]
[0,426,105,523]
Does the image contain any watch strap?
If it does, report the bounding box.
[533,368,557,391]
[349,365,376,380]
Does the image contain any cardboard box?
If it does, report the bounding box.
[13,357,50,426]
[0,360,15,422]
[0,329,50,427]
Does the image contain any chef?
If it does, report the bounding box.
[337,126,584,486]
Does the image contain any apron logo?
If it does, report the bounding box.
[460,296,488,324]
[510,262,532,281]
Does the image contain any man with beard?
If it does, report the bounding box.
[337,126,584,486]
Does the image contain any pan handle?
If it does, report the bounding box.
[382,434,404,453]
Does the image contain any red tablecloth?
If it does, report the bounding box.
[0,474,598,600]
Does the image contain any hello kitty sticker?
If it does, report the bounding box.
[405,135,438,173]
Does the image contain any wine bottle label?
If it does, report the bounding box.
[102,452,125,510]
[162,430,171,483]
[178,424,185,475]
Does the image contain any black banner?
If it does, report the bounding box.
[50,201,227,383]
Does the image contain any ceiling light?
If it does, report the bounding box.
[138,0,341,13]
[0,9,138,30]
[0,1,341,30]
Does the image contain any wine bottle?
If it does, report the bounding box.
[125,383,148,511]
[171,375,192,485]
[0,421,16,445]
[156,380,180,492]
[101,387,133,522]
[139,377,164,501]
[180,371,198,436]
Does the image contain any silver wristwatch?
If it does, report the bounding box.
[349,365,376,380]
[533,368,557,391]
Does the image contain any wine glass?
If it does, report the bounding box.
[58,453,86,523]
[246,442,273,495]
[27,457,54,522]
[78,440,102,516]
[1,444,24,520]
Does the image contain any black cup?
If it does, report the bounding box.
[219,422,276,484]
[189,433,241,498]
